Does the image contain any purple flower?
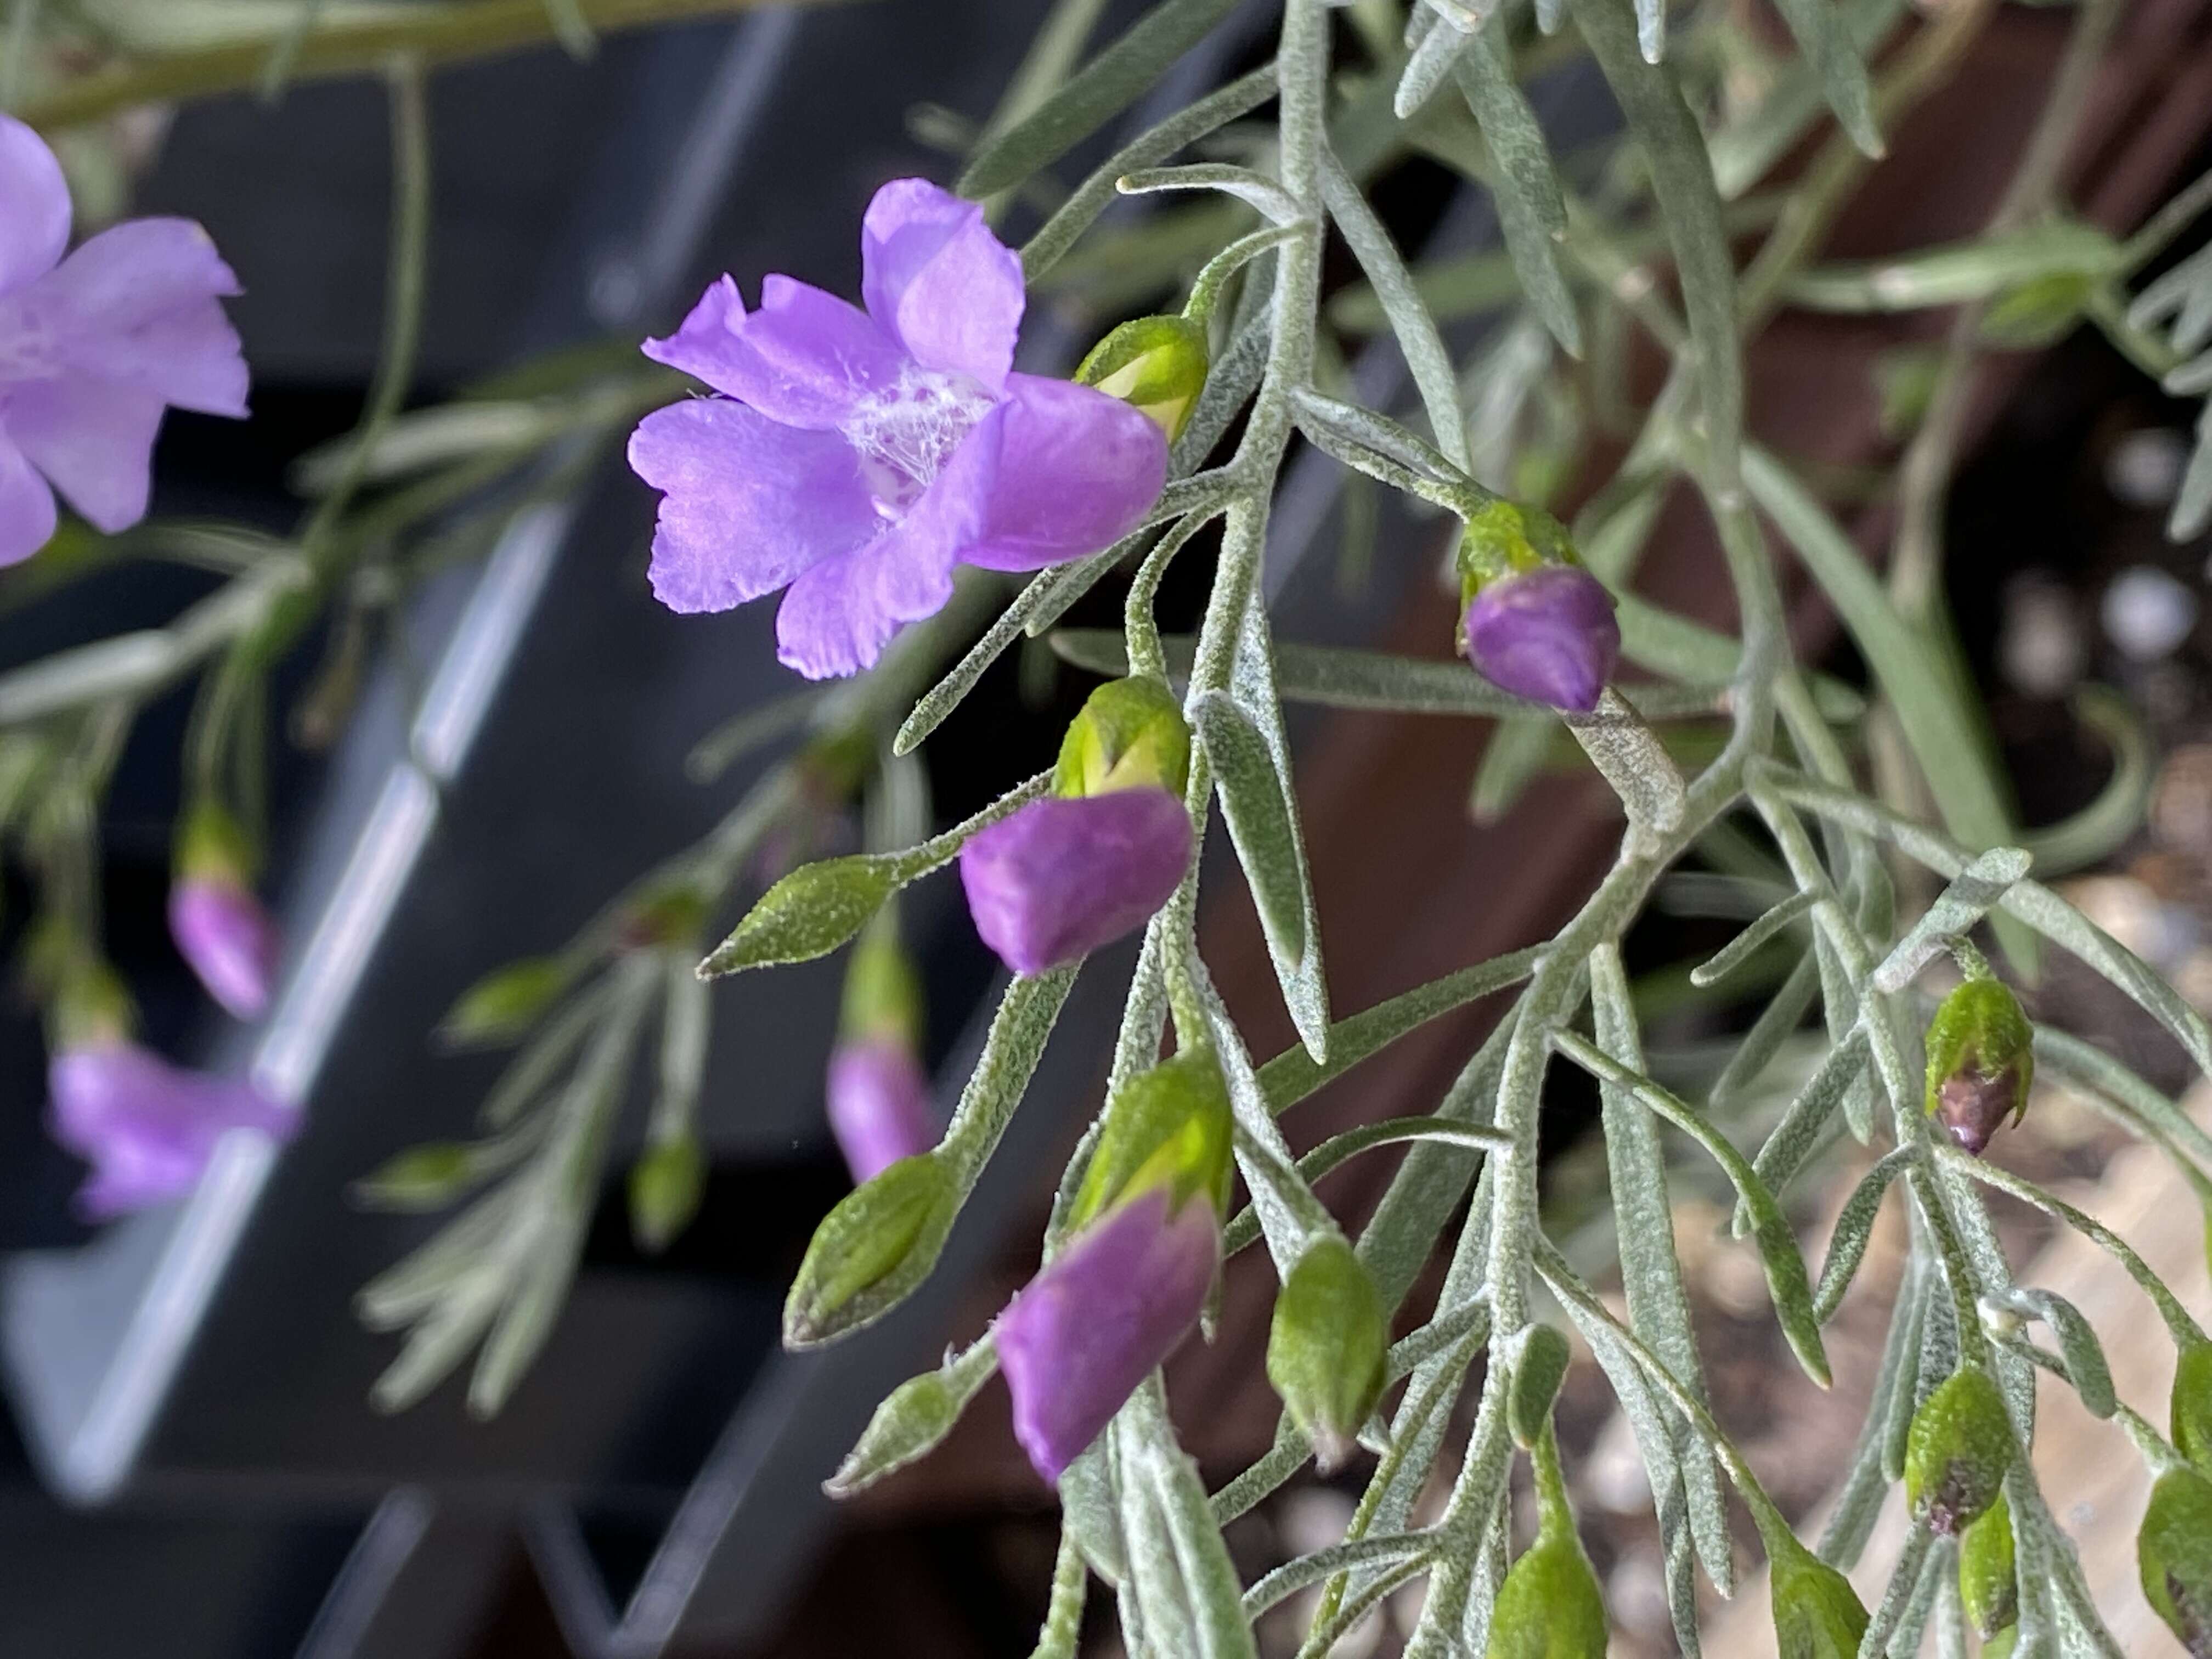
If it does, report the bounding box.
[0,115,248,566]
[48,1041,294,1218]
[826,1035,938,1182]
[168,875,280,1020]
[958,788,1191,977]
[997,1185,1218,1483]
[627,178,1169,679]
[1463,565,1621,714]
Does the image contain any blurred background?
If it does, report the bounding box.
[0,1,2210,1655]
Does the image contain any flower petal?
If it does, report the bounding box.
[771,403,998,678]
[24,219,247,416]
[643,273,908,429]
[169,876,281,1020]
[958,788,1192,975]
[0,427,57,567]
[0,115,70,294]
[997,1187,1217,1483]
[5,376,165,533]
[860,178,1023,391]
[827,1037,938,1183]
[49,1042,294,1218]
[962,374,1169,572]
[629,397,879,615]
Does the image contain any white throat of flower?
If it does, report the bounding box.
[839,364,994,520]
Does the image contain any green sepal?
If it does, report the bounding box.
[701,855,896,978]
[840,923,923,1047]
[2175,1342,2212,1479]
[438,956,572,1050]
[1068,1049,1233,1231]
[1455,498,1581,608]
[1923,977,2034,1150]
[1770,1538,1871,1659]
[1074,314,1209,443]
[49,955,134,1052]
[1904,1364,2016,1535]
[1053,676,1192,800]
[1265,1235,1388,1472]
[1959,1487,2018,1639]
[1486,1526,1607,1658]
[2141,1465,2212,1657]
[783,1152,957,1348]
[629,1135,706,1254]
[174,796,256,884]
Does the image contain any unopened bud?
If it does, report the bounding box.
[1455,501,1618,714]
[2175,1342,2212,1478]
[439,956,571,1049]
[1923,977,2034,1156]
[1266,1235,1387,1472]
[840,926,922,1046]
[1054,675,1191,800]
[825,1344,997,1498]
[1770,1540,1871,1659]
[1069,1048,1233,1230]
[1075,315,1209,442]
[629,1135,706,1253]
[1959,1488,2018,1639]
[783,1152,956,1348]
[2141,1466,2212,1656]
[1486,1527,1607,1658]
[1904,1365,2016,1535]
[352,1142,477,1210]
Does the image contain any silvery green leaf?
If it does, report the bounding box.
[1319,148,1469,466]
[1470,715,1553,824]
[1452,35,1581,355]
[938,965,1080,1185]
[1027,1528,1089,1659]
[1711,956,1821,1110]
[2128,239,2212,353]
[1992,1288,2113,1419]
[1567,688,1686,836]
[467,1204,586,1418]
[1122,1385,1260,1659]
[1863,1530,1942,1657]
[1060,1440,1127,1583]
[827,1335,1001,1498]
[2174,395,2212,541]
[1767,0,1881,157]
[1117,162,1303,226]
[1708,0,1910,198]
[2019,686,2153,875]
[959,0,1241,198]
[1222,1118,1513,1256]
[1242,1533,1432,1618]
[1193,690,1310,973]
[1870,847,2032,994]
[1328,244,1525,334]
[1819,1257,1920,1565]
[1813,1146,1914,1322]
[1289,385,1465,483]
[1693,890,1816,988]
[1022,63,1278,281]
[2031,1022,2212,1166]
[1739,1029,1867,1237]
[1786,223,2120,314]
[1394,8,1475,117]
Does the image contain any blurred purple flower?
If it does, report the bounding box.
[628,178,1168,679]
[958,788,1190,977]
[826,1035,938,1182]
[48,1041,294,1218]
[0,115,249,566]
[1463,565,1621,714]
[168,875,280,1020]
[997,1185,1217,1483]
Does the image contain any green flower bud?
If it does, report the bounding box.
[1770,1541,1870,1659]
[840,924,922,1046]
[701,854,896,977]
[1266,1235,1388,1472]
[1075,314,1209,442]
[352,1142,478,1211]
[1455,498,1581,605]
[1069,1048,1233,1229]
[2141,1466,2212,1656]
[824,1341,998,1499]
[1054,675,1191,801]
[438,955,572,1049]
[1486,1528,1607,1658]
[1923,977,2034,1156]
[618,881,710,951]
[174,796,256,884]
[1904,1364,2016,1534]
[48,954,134,1051]
[1979,272,2095,350]
[783,1152,957,1348]
[1959,1488,2018,1639]
[2174,1342,2212,1478]
[629,1135,706,1254]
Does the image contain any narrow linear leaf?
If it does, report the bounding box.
[1767,0,1882,157]
[1692,890,1816,988]
[2022,684,2154,876]
[1869,846,2032,994]
[1813,1146,1914,1322]
[1452,37,1582,355]
[1739,1028,1867,1238]
[1995,1287,2114,1419]
[1194,691,1308,972]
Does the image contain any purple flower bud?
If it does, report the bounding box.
[1463,566,1622,714]
[958,789,1191,976]
[47,1041,294,1218]
[826,1036,938,1183]
[168,875,280,1020]
[997,1186,1218,1483]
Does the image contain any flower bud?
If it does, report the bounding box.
[629,1135,706,1253]
[1486,1528,1607,1658]
[170,799,279,1020]
[352,1142,477,1210]
[1769,1540,1870,1659]
[1266,1235,1388,1472]
[2175,1342,2212,1478]
[825,1346,996,1499]
[827,1037,937,1183]
[959,790,1191,976]
[1904,1364,2016,1534]
[1054,676,1191,800]
[439,956,572,1049]
[2140,1465,2212,1656]
[783,1152,956,1348]
[1959,1488,2017,1639]
[1075,314,1209,443]
[1923,978,2034,1156]
[1455,501,1618,714]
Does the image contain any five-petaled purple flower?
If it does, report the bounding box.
[49,1041,295,1218]
[959,789,1192,976]
[0,114,249,566]
[826,1035,938,1183]
[1462,565,1622,715]
[169,876,280,1021]
[996,1183,1218,1483]
[627,178,1169,679]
